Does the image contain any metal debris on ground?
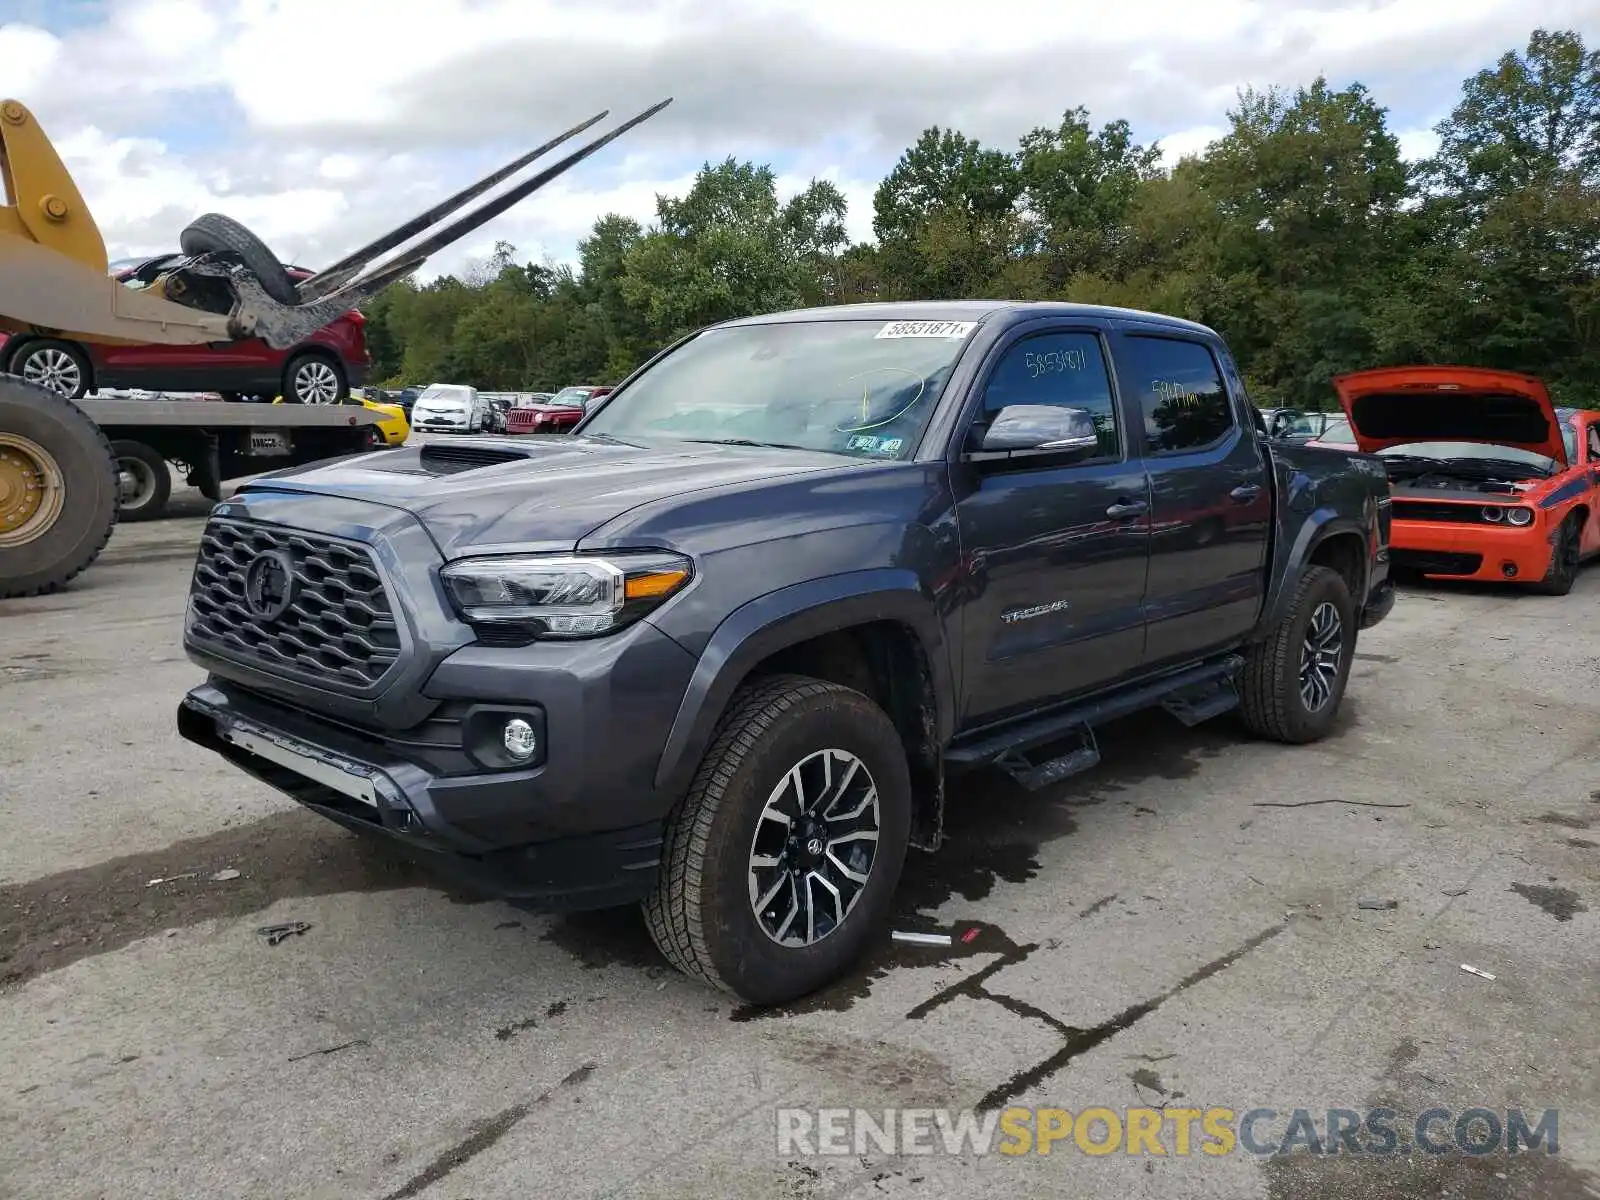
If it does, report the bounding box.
[1460,964,1496,981]
[257,921,312,946]
[1358,899,1399,910]
[892,931,954,947]
[145,873,197,887]
[209,868,241,882]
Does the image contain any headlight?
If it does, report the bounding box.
[439,551,692,638]
[1506,507,1534,526]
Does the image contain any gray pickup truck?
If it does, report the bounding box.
[177,301,1395,1004]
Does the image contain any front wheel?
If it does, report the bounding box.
[1532,514,1581,596]
[1237,565,1356,744]
[643,675,912,1006]
[12,339,91,400]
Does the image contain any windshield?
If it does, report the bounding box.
[1378,441,1557,472]
[581,319,975,458]
[1283,413,1329,436]
[549,387,594,409]
[1315,418,1355,445]
[417,385,471,409]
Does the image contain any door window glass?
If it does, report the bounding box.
[1123,336,1236,454]
[980,331,1120,458]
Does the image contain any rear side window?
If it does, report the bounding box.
[981,330,1120,458]
[1122,336,1236,454]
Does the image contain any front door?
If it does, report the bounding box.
[1109,331,1272,667]
[953,324,1151,729]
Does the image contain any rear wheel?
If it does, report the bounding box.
[1237,565,1356,743]
[1532,514,1581,596]
[108,439,172,522]
[281,353,346,405]
[12,339,91,400]
[179,213,298,305]
[0,378,118,599]
[643,675,912,1006]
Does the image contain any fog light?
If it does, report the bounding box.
[503,718,540,760]
[1502,562,1518,578]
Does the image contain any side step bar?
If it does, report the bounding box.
[946,655,1245,790]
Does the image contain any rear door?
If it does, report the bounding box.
[952,320,1152,727]
[1108,329,1272,667]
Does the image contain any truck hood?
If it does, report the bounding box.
[1331,366,1566,466]
[235,434,859,556]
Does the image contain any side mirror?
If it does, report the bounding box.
[965,405,1101,465]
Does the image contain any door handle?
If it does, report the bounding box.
[1230,484,1262,503]
[1106,500,1148,519]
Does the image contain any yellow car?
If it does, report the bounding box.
[271,391,410,447]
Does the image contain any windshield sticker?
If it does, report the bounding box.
[875,438,905,455]
[846,434,882,452]
[875,320,976,340]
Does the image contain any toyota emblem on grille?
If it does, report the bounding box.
[243,549,296,621]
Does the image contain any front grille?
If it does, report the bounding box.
[1393,500,1494,523]
[1391,549,1483,576]
[189,519,401,689]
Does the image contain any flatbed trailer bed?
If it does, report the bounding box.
[75,397,384,522]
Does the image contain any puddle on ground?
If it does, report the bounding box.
[1510,882,1589,922]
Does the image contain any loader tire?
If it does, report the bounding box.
[0,377,118,599]
[179,213,299,305]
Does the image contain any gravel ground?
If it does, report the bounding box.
[2,469,1598,1200]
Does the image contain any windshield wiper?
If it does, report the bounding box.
[682,437,811,451]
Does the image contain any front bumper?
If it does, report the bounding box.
[178,682,665,909]
[1390,520,1554,583]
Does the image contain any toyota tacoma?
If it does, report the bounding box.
[177,301,1395,1005]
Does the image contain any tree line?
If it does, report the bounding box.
[363,27,1600,411]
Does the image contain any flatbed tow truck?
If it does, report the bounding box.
[0,95,670,599]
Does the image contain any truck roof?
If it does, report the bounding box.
[718,300,1217,337]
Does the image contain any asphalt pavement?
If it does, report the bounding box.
[2,470,1598,1200]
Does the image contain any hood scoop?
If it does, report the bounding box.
[419,442,535,474]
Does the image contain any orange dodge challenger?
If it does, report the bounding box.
[1332,366,1600,595]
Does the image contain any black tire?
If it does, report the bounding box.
[1531,514,1581,596]
[281,352,347,405]
[218,391,244,404]
[1237,565,1356,744]
[8,339,92,400]
[108,439,172,522]
[179,213,298,305]
[0,377,118,599]
[643,674,913,1006]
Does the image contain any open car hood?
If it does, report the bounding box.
[1331,366,1565,467]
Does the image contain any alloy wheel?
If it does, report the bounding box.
[294,360,341,404]
[21,348,82,397]
[748,748,881,947]
[1299,600,1343,713]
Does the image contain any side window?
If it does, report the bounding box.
[981,330,1119,458]
[1123,336,1236,455]
[1587,424,1600,461]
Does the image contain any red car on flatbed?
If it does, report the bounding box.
[0,254,369,405]
[505,384,610,433]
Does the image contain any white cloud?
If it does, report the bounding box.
[2,0,1594,280]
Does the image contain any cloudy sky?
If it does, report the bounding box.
[1,0,1594,281]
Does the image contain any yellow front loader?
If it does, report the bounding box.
[0,96,670,599]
